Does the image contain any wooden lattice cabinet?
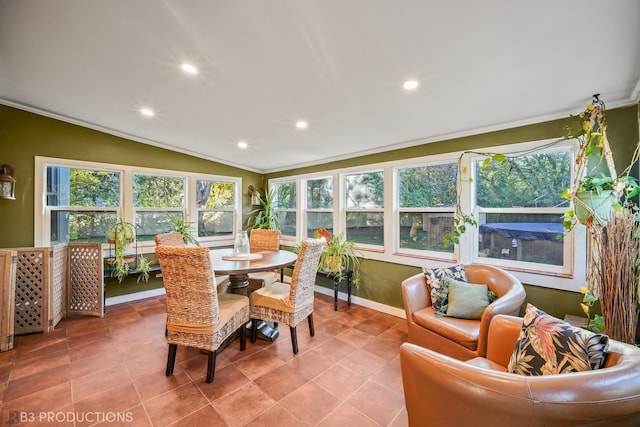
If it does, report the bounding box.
[12,246,67,335]
[0,250,17,351]
[68,243,104,317]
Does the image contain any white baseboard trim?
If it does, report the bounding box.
[314,285,406,319]
[106,288,166,306]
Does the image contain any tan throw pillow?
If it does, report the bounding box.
[445,278,490,320]
[507,304,609,376]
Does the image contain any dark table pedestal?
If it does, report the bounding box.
[227,279,279,341]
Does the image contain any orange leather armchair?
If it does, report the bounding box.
[400,315,640,427]
[401,264,525,360]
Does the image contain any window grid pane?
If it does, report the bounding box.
[478,213,564,266]
[345,172,383,208]
[133,174,185,208]
[398,163,457,208]
[346,211,383,245]
[398,211,454,253]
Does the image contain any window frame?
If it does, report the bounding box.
[342,169,385,252]
[467,143,575,277]
[35,156,242,252]
[131,171,187,242]
[394,159,458,261]
[269,179,298,241]
[303,176,334,238]
[268,139,586,291]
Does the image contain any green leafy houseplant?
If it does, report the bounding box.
[168,214,199,246]
[579,286,605,333]
[561,98,640,230]
[317,232,362,286]
[107,219,137,283]
[245,190,280,230]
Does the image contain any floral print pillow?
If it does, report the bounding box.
[422,264,467,311]
[507,304,609,375]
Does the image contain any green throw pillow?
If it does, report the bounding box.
[445,278,490,320]
[422,264,467,311]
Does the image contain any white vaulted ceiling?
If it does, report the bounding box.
[1,0,639,172]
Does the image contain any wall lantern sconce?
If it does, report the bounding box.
[0,164,16,200]
[248,185,261,206]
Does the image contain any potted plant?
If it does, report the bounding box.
[107,219,137,283]
[168,214,199,246]
[572,173,615,225]
[562,97,640,344]
[245,190,280,230]
[316,229,362,286]
[106,219,151,283]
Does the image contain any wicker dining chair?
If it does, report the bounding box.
[250,238,325,354]
[154,232,229,292]
[154,232,185,247]
[155,245,250,383]
[248,229,282,288]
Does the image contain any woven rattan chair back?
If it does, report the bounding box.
[155,245,249,383]
[249,229,281,252]
[154,232,185,247]
[288,238,325,308]
[156,246,219,327]
[249,238,326,354]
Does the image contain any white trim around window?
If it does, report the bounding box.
[34,156,243,252]
[268,139,588,292]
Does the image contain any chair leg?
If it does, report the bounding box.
[206,350,217,383]
[240,323,247,351]
[166,343,177,376]
[308,313,315,337]
[251,319,258,343]
[290,326,299,354]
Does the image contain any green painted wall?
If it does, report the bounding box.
[1,103,637,318]
[0,105,263,297]
[268,104,640,319]
[0,105,264,248]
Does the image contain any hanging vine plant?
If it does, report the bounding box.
[560,96,639,230]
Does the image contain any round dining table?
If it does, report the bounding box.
[209,248,298,290]
[209,248,297,342]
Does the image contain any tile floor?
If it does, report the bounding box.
[0,293,409,426]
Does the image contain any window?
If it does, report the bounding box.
[474,148,572,268]
[46,165,120,244]
[305,177,333,237]
[344,171,384,246]
[133,173,185,241]
[36,157,242,249]
[272,181,297,237]
[265,140,581,289]
[396,162,457,255]
[196,179,235,237]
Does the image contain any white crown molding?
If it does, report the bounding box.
[262,96,637,174]
[0,99,263,174]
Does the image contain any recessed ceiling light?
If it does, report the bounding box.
[140,108,155,117]
[295,121,308,129]
[403,80,419,90]
[237,141,248,149]
[181,63,198,75]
